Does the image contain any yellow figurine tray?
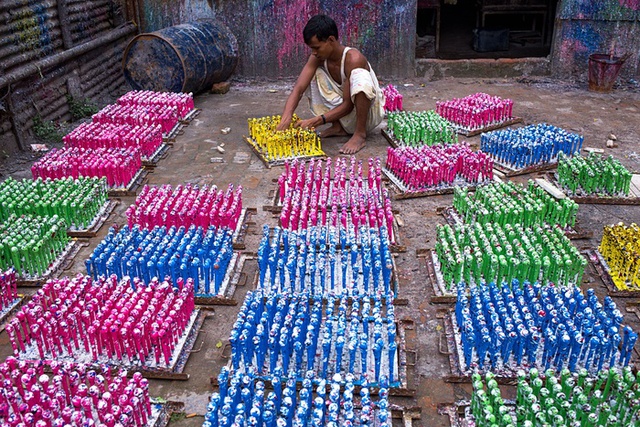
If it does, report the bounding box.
[583,248,640,297]
[243,136,326,168]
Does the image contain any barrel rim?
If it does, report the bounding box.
[122,33,189,93]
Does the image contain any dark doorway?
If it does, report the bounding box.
[416,0,559,59]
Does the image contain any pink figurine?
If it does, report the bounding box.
[7,275,194,369]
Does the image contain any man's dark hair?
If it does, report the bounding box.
[303,15,338,44]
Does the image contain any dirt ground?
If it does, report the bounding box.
[1,76,640,427]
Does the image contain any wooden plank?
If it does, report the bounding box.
[0,295,27,332]
[631,174,640,197]
[232,208,257,250]
[493,159,557,177]
[381,128,400,148]
[452,116,523,137]
[142,143,171,168]
[180,108,200,124]
[584,147,605,154]
[535,177,566,199]
[194,252,247,306]
[420,249,457,304]
[107,168,150,197]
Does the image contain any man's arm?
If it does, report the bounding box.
[340,49,369,108]
[276,55,321,131]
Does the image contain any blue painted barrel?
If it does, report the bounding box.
[123,19,238,94]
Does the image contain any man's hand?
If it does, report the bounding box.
[276,116,292,131]
[295,117,319,130]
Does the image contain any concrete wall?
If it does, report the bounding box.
[551,0,640,80]
[137,0,640,82]
[136,0,417,79]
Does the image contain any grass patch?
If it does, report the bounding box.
[32,115,63,143]
[67,95,99,120]
[169,412,186,423]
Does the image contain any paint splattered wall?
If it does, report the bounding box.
[137,0,417,79]
[552,0,640,79]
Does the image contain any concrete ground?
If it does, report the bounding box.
[1,76,640,427]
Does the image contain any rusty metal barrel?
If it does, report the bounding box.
[123,19,238,94]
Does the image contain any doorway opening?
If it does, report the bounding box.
[416,0,559,60]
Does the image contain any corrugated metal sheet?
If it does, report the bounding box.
[12,66,70,132]
[0,0,62,73]
[68,0,120,45]
[0,0,123,73]
[9,33,131,138]
[0,0,133,151]
[79,35,129,99]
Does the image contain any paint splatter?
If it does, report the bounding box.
[619,0,640,10]
[275,0,317,70]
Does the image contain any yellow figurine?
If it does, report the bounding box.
[599,223,640,290]
[247,115,325,162]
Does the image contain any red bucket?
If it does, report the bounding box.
[588,53,625,93]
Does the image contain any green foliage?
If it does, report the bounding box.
[67,95,99,121]
[32,115,63,143]
[169,412,186,423]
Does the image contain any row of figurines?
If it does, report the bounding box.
[452,180,579,228]
[0,215,70,277]
[257,225,394,297]
[470,368,640,426]
[32,147,142,188]
[600,222,640,290]
[118,90,194,117]
[230,291,398,385]
[386,109,456,145]
[382,84,403,112]
[435,221,585,289]
[64,122,163,158]
[6,274,195,367]
[0,358,153,427]
[455,281,636,373]
[207,369,392,427]
[436,92,514,129]
[125,183,243,232]
[480,124,583,169]
[0,176,108,229]
[385,144,494,190]
[557,152,634,196]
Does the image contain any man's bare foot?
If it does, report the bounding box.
[339,134,366,154]
[319,122,348,138]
